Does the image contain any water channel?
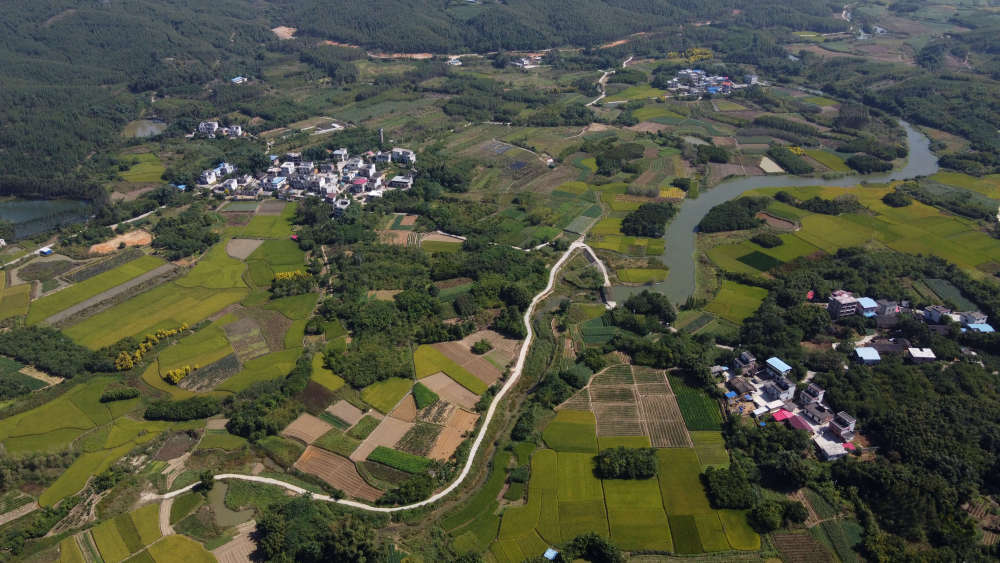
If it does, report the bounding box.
[611,121,940,305]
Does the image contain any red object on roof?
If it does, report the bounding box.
[772,409,794,421]
[844,442,856,450]
[787,415,813,432]
[352,177,368,185]
[806,290,815,300]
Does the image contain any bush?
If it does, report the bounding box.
[698,196,769,233]
[471,339,493,355]
[594,447,657,479]
[767,146,814,175]
[99,387,140,403]
[696,144,730,164]
[145,396,221,421]
[749,500,784,532]
[510,466,530,483]
[846,154,893,174]
[703,465,754,509]
[671,177,692,191]
[882,190,912,207]
[751,233,783,248]
[560,363,593,389]
[623,289,675,324]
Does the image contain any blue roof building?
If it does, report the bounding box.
[968,323,995,333]
[766,357,792,376]
[231,76,247,84]
[543,548,559,561]
[857,297,878,317]
[855,347,881,365]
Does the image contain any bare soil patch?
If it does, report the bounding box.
[390,394,417,422]
[757,211,798,231]
[226,239,263,260]
[428,427,466,461]
[629,122,669,133]
[327,401,364,426]
[223,317,270,362]
[256,200,287,216]
[379,230,411,246]
[759,156,784,174]
[420,372,480,410]
[294,446,382,501]
[447,408,480,434]
[154,431,199,461]
[281,413,333,445]
[399,214,418,226]
[367,289,401,301]
[18,366,62,387]
[434,277,473,290]
[459,329,519,361]
[433,341,502,386]
[238,308,292,352]
[712,136,737,147]
[707,163,752,185]
[89,230,152,255]
[417,400,456,425]
[421,232,464,243]
[206,418,229,430]
[350,416,414,462]
[271,26,296,39]
[222,212,253,227]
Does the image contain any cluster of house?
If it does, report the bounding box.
[724,353,858,460]
[196,147,417,209]
[511,55,543,69]
[825,289,992,365]
[196,121,244,139]
[663,69,759,96]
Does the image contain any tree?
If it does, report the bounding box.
[623,290,675,324]
[199,471,214,491]
[594,447,657,479]
[620,203,677,238]
[749,500,784,532]
[563,533,624,563]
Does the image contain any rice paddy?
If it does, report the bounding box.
[704,281,768,323]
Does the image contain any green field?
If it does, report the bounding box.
[368,446,432,473]
[713,100,747,111]
[801,96,838,107]
[93,518,132,563]
[657,448,713,515]
[360,377,413,413]
[175,239,248,290]
[929,172,1000,198]
[119,153,166,183]
[26,255,165,324]
[591,234,665,257]
[690,431,730,469]
[246,238,306,287]
[229,203,297,239]
[146,535,215,563]
[59,537,85,563]
[668,374,723,431]
[591,218,623,236]
[314,428,360,457]
[0,284,31,320]
[422,240,463,253]
[198,429,249,451]
[704,281,768,323]
[311,353,345,392]
[214,348,302,394]
[632,105,684,121]
[157,314,235,373]
[605,84,666,102]
[413,344,487,394]
[804,149,850,172]
[617,268,668,283]
[542,410,598,453]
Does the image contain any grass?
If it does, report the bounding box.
[604,84,666,102]
[198,429,249,451]
[347,415,380,440]
[617,268,668,283]
[542,410,598,453]
[59,537,86,563]
[214,348,301,394]
[690,431,730,468]
[146,535,215,563]
[119,153,165,183]
[608,507,673,551]
[258,435,305,467]
[713,100,747,111]
[503,482,525,501]
[158,316,234,373]
[368,445,432,474]
[668,374,723,431]
[719,509,761,550]
[816,519,864,562]
[360,377,412,413]
[656,449,713,515]
[590,234,664,257]
[929,172,1000,198]
[263,292,319,320]
[704,281,768,324]
[801,96,839,107]
[0,284,30,320]
[26,255,165,324]
[422,240,463,253]
[669,515,702,553]
[633,105,684,121]
[93,518,132,563]
[311,354,344,392]
[923,278,977,310]
[314,428,360,457]
[231,204,296,239]
[169,493,204,525]
[556,452,604,501]
[413,344,487,394]
[412,382,439,409]
[64,283,248,350]
[114,512,144,554]
[444,449,511,533]
[804,149,850,172]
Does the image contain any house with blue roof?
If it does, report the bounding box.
[968,323,995,333]
[854,347,881,365]
[856,297,878,317]
[765,357,792,378]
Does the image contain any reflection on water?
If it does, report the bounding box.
[0,199,91,240]
[612,121,939,305]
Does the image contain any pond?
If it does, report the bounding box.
[611,121,940,305]
[0,199,91,240]
[123,119,167,138]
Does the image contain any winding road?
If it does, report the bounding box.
[154,240,601,512]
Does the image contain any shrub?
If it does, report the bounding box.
[471,339,493,355]
[594,447,657,479]
[767,146,814,175]
[846,154,893,174]
[99,387,140,403]
[703,465,754,509]
[145,397,221,421]
[751,233,783,248]
[698,196,769,233]
[621,202,678,238]
[882,190,912,207]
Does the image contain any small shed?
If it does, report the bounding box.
[857,297,878,317]
[543,548,559,561]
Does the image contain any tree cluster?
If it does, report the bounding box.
[594,447,657,479]
[620,203,677,238]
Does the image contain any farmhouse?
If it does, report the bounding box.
[814,438,848,461]
[924,305,958,324]
[798,383,825,405]
[765,356,792,379]
[733,350,757,375]
[803,402,834,425]
[388,175,414,189]
[857,297,878,317]
[762,376,795,402]
[829,411,857,441]
[968,323,995,333]
[391,148,417,165]
[827,290,858,318]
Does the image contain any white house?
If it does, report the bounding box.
[391,148,416,165]
[198,121,220,135]
[388,176,413,189]
[332,148,349,162]
[199,169,218,185]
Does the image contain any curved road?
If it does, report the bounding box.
[156,240,597,512]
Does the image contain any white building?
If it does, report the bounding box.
[391,148,416,165]
[198,121,220,135]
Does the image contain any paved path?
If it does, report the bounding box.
[153,239,593,512]
[43,263,177,325]
[0,502,38,527]
[158,498,175,537]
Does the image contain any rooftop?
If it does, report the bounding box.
[968,323,995,333]
[766,357,792,373]
[855,347,881,362]
[907,347,936,359]
[857,297,878,309]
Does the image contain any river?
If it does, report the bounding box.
[612,121,940,305]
